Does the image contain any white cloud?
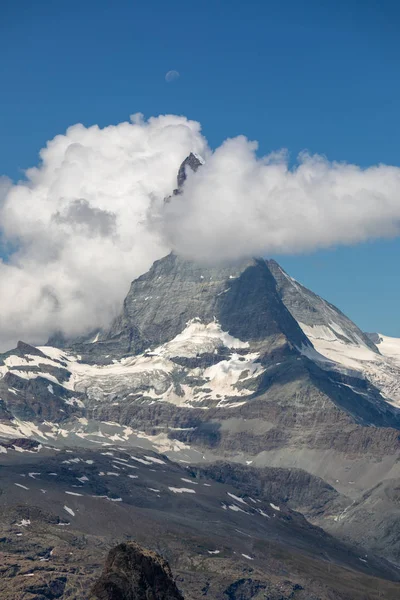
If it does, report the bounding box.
[1,114,400,351]
[161,136,400,261]
[0,114,207,350]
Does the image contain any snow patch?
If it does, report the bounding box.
[181,478,198,485]
[168,487,196,494]
[227,493,247,505]
[16,519,31,527]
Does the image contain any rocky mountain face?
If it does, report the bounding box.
[99,253,310,357]
[267,261,400,406]
[1,441,399,600]
[91,542,184,600]
[2,154,400,597]
[175,152,204,192]
[267,260,379,352]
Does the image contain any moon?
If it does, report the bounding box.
[165,70,180,83]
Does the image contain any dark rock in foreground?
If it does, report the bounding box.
[91,542,184,600]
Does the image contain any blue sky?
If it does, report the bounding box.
[1,0,400,335]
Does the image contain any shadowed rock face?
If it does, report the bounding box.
[267,259,379,353]
[175,152,203,192]
[91,542,184,600]
[102,253,311,357]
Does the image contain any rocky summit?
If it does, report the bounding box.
[90,542,184,600]
[2,155,400,598]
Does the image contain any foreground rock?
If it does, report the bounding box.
[91,542,183,600]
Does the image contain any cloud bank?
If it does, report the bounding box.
[1,113,400,349]
[163,137,400,261]
[0,114,207,350]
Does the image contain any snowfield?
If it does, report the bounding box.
[0,320,264,411]
[298,322,400,406]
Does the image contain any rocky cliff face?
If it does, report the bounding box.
[267,260,400,405]
[101,253,310,358]
[267,259,378,352]
[91,542,183,600]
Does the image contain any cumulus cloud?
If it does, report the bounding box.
[0,114,207,350]
[161,136,400,261]
[1,114,400,350]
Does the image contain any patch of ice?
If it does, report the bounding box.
[153,319,249,359]
[16,519,30,527]
[227,493,247,505]
[168,487,196,494]
[228,504,246,513]
[115,461,138,470]
[144,455,165,465]
[14,483,29,490]
[130,456,152,465]
[77,475,89,483]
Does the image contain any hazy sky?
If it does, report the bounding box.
[1,0,400,341]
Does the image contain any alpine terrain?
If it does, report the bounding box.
[1,155,400,599]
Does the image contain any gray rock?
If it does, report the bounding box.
[100,253,310,358]
[267,259,379,352]
[91,541,184,600]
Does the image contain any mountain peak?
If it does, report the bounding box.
[174,152,204,195]
[267,259,379,353]
[101,252,310,357]
[91,541,183,600]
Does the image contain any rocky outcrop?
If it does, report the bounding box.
[91,542,184,600]
[175,152,203,192]
[0,437,42,451]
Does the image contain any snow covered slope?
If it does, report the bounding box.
[373,334,400,366]
[0,317,271,453]
[268,261,400,406]
[268,260,378,353]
